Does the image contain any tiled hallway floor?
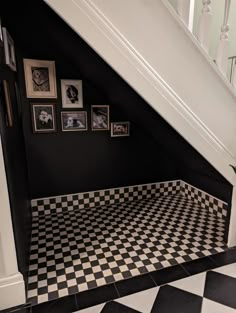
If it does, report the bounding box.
[27,193,227,305]
[78,262,236,312]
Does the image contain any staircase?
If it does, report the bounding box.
[44,0,236,245]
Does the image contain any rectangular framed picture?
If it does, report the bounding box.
[61,111,87,131]
[3,80,13,127]
[61,79,83,108]
[24,59,57,98]
[0,18,3,44]
[111,122,130,137]
[2,27,16,71]
[31,103,56,133]
[91,105,109,131]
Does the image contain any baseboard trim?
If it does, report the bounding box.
[0,273,26,311]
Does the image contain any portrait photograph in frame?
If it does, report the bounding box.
[91,105,109,131]
[61,111,87,132]
[61,79,83,108]
[2,27,16,71]
[24,59,57,98]
[111,121,130,137]
[31,103,56,133]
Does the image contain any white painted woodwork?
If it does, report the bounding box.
[177,0,195,31]
[197,0,212,52]
[44,0,236,245]
[216,0,231,75]
[0,136,26,310]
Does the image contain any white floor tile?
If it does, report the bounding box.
[73,303,105,313]
[116,287,160,313]
[201,298,236,313]
[169,272,206,296]
[213,263,236,279]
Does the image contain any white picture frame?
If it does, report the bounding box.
[61,79,83,108]
[2,27,16,71]
[23,59,57,98]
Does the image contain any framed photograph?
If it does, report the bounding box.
[3,80,13,127]
[2,27,16,71]
[24,59,57,98]
[111,122,130,137]
[31,103,56,133]
[61,111,87,131]
[61,79,83,108]
[91,105,109,131]
[0,18,3,44]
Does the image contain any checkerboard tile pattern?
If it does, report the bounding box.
[180,181,228,220]
[79,263,236,313]
[27,193,227,305]
[31,180,181,217]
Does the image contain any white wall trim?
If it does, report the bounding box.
[0,136,26,309]
[0,273,26,311]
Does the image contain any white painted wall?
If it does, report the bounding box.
[44,0,236,245]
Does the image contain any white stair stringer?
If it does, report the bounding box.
[44,0,236,245]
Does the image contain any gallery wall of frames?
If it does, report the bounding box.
[23,58,130,137]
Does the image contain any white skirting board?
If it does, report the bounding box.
[0,273,26,311]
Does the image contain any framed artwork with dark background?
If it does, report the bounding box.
[31,103,56,133]
[91,105,109,131]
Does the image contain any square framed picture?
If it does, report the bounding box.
[111,122,130,137]
[24,59,57,98]
[2,27,16,71]
[31,103,56,133]
[61,111,87,131]
[61,79,83,108]
[91,105,109,131]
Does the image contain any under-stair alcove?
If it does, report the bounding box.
[0,0,235,312]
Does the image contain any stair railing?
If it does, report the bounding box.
[174,0,235,89]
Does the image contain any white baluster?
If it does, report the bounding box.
[177,0,195,31]
[216,0,231,75]
[232,64,236,88]
[197,0,212,52]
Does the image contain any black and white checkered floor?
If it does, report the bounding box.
[27,193,227,306]
[77,262,236,312]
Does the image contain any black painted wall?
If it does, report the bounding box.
[0,58,31,276]
[0,0,233,207]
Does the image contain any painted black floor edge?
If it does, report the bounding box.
[3,248,236,313]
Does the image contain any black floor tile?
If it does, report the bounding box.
[181,256,217,275]
[209,248,236,267]
[151,285,202,313]
[101,301,141,313]
[204,271,236,309]
[0,304,31,313]
[150,264,189,286]
[75,283,119,310]
[115,273,156,297]
[31,295,76,313]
